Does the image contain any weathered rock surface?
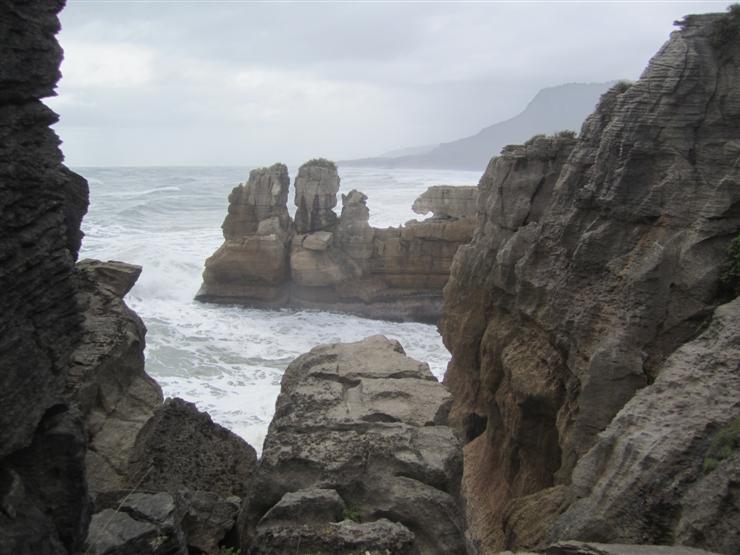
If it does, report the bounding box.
[413,185,479,219]
[294,158,341,233]
[199,168,476,322]
[544,542,720,555]
[127,397,257,499]
[552,298,740,553]
[244,336,467,554]
[0,1,91,553]
[198,164,291,304]
[70,259,163,495]
[85,492,187,555]
[441,11,740,554]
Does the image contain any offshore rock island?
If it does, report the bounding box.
[1,1,739,555]
[196,159,477,322]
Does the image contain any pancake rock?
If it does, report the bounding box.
[294,158,341,233]
[441,11,740,554]
[198,166,476,322]
[198,163,291,303]
[0,1,91,552]
[70,260,163,496]
[413,185,479,219]
[243,336,468,554]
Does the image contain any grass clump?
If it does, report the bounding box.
[711,4,740,49]
[343,506,361,523]
[217,547,240,555]
[703,418,740,473]
[300,157,337,171]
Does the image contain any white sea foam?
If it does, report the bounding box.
[78,165,479,452]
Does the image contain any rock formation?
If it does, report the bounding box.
[198,168,476,322]
[440,11,740,554]
[413,185,479,219]
[241,336,468,554]
[294,158,341,233]
[70,260,163,495]
[0,2,91,552]
[200,164,292,303]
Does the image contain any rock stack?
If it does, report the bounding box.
[197,165,477,322]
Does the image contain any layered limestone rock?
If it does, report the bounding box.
[70,260,163,496]
[413,185,479,219]
[0,1,91,553]
[441,11,740,554]
[243,336,468,554]
[199,168,476,322]
[197,163,291,303]
[294,158,341,233]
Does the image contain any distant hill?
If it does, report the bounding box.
[340,81,616,172]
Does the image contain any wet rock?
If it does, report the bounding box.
[544,542,720,555]
[197,164,292,304]
[245,336,466,554]
[127,398,257,499]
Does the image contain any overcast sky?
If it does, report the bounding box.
[49,0,728,167]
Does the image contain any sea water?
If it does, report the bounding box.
[77,165,480,451]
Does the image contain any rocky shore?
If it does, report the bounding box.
[1,1,738,555]
[195,160,477,323]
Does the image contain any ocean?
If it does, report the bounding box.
[77,165,480,452]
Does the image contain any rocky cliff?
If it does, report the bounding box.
[197,159,476,322]
[441,11,740,554]
[0,2,91,552]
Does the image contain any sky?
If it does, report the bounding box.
[49,0,730,167]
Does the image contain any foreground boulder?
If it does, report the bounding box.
[198,164,476,322]
[127,397,257,498]
[441,10,740,554]
[243,335,467,554]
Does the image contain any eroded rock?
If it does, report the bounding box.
[294,158,341,233]
[244,336,467,554]
[412,185,478,219]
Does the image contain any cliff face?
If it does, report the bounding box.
[441,12,740,553]
[197,160,476,322]
[0,1,91,552]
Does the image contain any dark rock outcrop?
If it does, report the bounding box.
[243,336,467,554]
[0,1,91,553]
[127,397,257,499]
[198,167,476,322]
[441,11,740,554]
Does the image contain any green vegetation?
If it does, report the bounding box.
[555,130,577,139]
[703,418,740,473]
[300,157,337,171]
[614,79,633,94]
[710,4,740,49]
[217,547,241,555]
[719,233,740,297]
[343,506,361,523]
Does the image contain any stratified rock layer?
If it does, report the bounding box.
[198,166,476,322]
[0,1,91,553]
[244,336,467,554]
[441,12,740,554]
[413,185,479,219]
[70,259,163,496]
